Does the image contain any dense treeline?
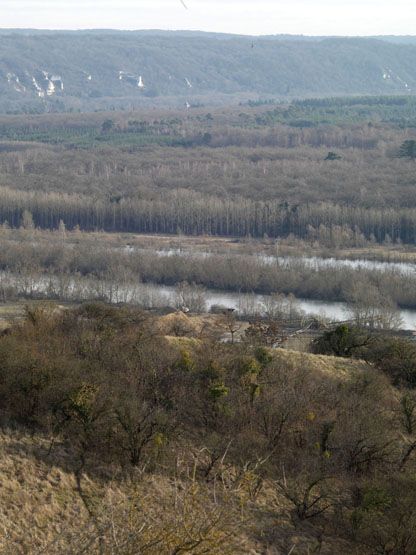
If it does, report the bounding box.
[2,187,416,243]
[2,304,416,552]
[0,106,414,244]
[0,110,405,147]
[270,95,416,126]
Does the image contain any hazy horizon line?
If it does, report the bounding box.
[0,27,415,38]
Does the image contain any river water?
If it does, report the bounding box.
[147,284,416,331]
[125,246,416,275]
[120,247,416,329]
[260,255,416,275]
[4,252,416,329]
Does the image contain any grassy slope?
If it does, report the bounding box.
[0,348,369,554]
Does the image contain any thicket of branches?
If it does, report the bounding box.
[0,229,413,317]
[1,304,416,552]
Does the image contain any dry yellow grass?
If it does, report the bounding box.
[0,427,364,555]
[156,312,226,339]
[0,431,85,553]
[0,430,250,554]
[0,344,375,554]
[271,348,369,380]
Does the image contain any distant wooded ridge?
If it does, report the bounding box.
[0,29,415,42]
[0,30,416,113]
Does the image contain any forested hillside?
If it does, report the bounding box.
[1,30,416,112]
[0,100,415,244]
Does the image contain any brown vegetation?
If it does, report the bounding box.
[0,304,416,552]
[0,108,415,243]
[0,227,414,316]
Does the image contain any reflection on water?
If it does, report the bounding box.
[261,255,416,276]
[153,285,416,331]
[3,268,416,331]
[124,246,416,276]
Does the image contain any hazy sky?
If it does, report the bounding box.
[1,0,415,36]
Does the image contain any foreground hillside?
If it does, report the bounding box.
[0,31,416,112]
[0,304,416,553]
